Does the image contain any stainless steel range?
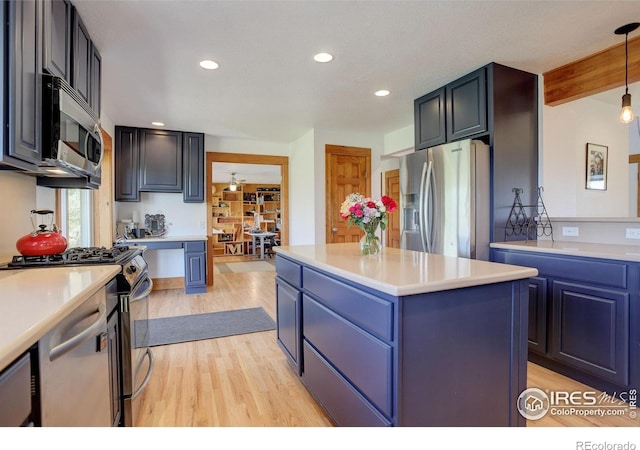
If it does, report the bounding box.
[3,246,153,427]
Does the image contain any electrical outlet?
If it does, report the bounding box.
[200,221,205,230]
[562,227,579,237]
[625,228,640,239]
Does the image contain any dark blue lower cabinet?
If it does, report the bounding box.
[275,278,300,373]
[528,277,548,354]
[184,241,206,294]
[551,281,629,386]
[491,248,637,393]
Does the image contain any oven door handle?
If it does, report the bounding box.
[131,276,153,302]
[49,304,107,361]
[131,348,154,399]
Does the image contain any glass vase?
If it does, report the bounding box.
[359,230,381,256]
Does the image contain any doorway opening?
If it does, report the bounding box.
[206,152,289,286]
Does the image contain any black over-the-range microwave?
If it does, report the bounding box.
[36,74,103,189]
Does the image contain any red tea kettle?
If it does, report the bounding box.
[16,209,68,256]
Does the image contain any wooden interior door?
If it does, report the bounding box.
[384,169,400,248]
[325,145,371,243]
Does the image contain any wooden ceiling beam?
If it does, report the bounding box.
[544,35,640,106]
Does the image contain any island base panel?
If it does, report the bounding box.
[400,281,528,426]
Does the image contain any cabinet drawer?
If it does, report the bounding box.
[276,256,301,288]
[496,251,628,289]
[184,240,205,252]
[302,267,393,341]
[303,295,392,416]
[302,340,391,427]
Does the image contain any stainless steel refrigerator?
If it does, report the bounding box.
[399,139,490,260]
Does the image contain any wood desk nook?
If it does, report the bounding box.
[122,236,207,294]
[274,243,537,426]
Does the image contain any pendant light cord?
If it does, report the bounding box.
[625,32,629,95]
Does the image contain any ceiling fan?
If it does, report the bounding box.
[228,172,246,191]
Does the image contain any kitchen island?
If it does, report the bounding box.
[274,243,538,427]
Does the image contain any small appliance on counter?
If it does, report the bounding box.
[16,209,67,257]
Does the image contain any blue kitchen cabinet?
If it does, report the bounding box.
[184,241,206,294]
[446,67,487,142]
[114,126,139,202]
[528,276,548,354]
[275,279,300,373]
[114,126,204,202]
[275,253,529,427]
[139,129,183,192]
[414,87,446,150]
[491,248,638,393]
[182,132,204,203]
[2,0,42,170]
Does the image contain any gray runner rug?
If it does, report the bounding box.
[147,307,275,347]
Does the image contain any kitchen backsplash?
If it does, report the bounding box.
[115,191,207,237]
[0,172,59,257]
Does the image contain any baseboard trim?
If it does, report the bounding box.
[152,277,184,291]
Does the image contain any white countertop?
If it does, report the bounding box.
[275,243,537,296]
[0,265,120,372]
[122,235,207,244]
[490,240,640,262]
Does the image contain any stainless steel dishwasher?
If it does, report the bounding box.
[38,284,112,426]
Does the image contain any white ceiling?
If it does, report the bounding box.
[73,0,640,143]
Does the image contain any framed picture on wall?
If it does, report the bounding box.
[585,143,608,190]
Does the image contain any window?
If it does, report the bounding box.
[59,189,94,248]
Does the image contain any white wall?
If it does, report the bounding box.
[289,129,316,245]
[383,124,413,156]
[542,96,630,218]
[0,172,38,256]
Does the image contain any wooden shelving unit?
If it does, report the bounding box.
[210,182,281,256]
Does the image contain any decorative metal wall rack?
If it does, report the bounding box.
[504,187,553,242]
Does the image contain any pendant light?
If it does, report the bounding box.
[615,22,639,124]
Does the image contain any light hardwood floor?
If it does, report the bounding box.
[136,256,638,427]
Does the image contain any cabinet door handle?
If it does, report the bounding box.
[331,227,338,232]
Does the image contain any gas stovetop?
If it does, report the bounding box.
[7,246,140,268]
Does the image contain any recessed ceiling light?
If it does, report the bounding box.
[199,59,219,70]
[375,89,391,97]
[313,52,333,63]
[151,121,165,127]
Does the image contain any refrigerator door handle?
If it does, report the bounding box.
[418,161,429,252]
[428,160,437,253]
[423,160,434,253]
